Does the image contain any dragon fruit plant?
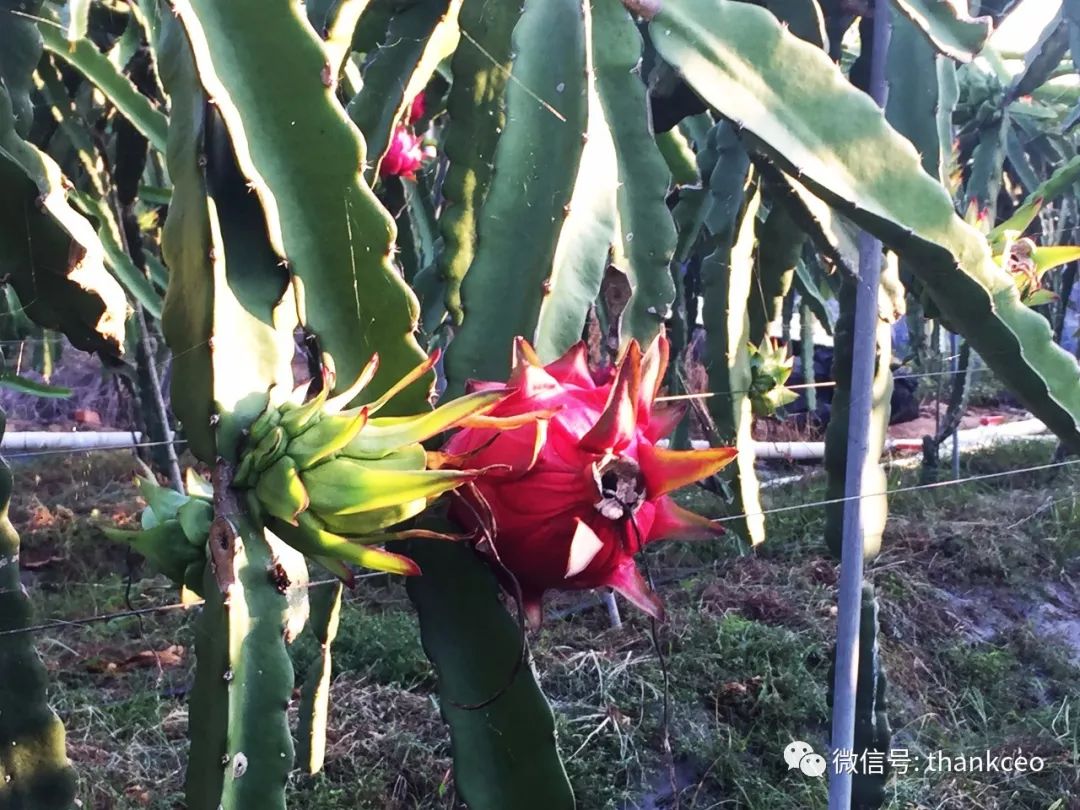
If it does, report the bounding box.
[995,235,1080,309]
[10,0,1080,807]
[443,335,737,625]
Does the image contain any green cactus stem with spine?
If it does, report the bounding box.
[401,536,575,810]
[824,265,898,560]
[169,0,432,418]
[0,413,76,810]
[346,0,459,180]
[296,582,343,775]
[185,490,308,810]
[853,584,892,808]
[890,0,992,61]
[591,0,677,348]
[158,12,305,807]
[828,582,892,810]
[701,129,765,547]
[36,7,168,153]
[444,0,588,388]
[0,80,127,357]
[438,0,520,326]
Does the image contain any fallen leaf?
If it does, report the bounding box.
[74,409,103,427]
[123,784,151,806]
[118,645,185,671]
[20,553,64,571]
[84,645,186,673]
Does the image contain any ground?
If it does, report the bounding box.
[10,438,1080,809]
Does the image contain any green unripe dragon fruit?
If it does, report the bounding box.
[748,337,799,417]
[234,350,510,579]
[104,469,213,597]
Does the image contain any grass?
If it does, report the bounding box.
[8,438,1080,808]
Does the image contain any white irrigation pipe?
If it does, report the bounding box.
[751,420,1054,494]
[886,417,1052,453]
[751,439,826,460]
[0,431,173,452]
[659,417,1053,461]
[4,417,1052,458]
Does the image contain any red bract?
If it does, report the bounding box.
[442,336,737,626]
[380,127,425,179]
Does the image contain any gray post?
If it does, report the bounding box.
[950,332,960,479]
[602,590,622,628]
[136,305,184,493]
[828,1,891,807]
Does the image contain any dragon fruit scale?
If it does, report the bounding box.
[441,336,738,626]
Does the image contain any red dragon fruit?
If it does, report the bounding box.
[380,127,426,179]
[441,336,737,626]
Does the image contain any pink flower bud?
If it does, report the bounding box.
[380,127,426,179]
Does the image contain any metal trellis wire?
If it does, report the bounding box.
[4,456,1078,639]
